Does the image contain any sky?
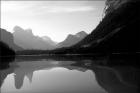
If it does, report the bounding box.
[1,0,105,42]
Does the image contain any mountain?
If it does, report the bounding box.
[76,0,140,53]
[13,26,57,50]
[0,28,22,51]
[51,0,140,54]
[57,31,87,48]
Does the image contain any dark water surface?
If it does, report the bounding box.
[0,55,140,93]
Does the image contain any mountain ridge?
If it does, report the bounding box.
[13,26,57,50]
[57,31,87,48]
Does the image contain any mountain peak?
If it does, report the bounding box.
[57,31,88,48]
[76,31,87,34]
[13,26,24,32]
[76,31,87,38]
[13,26,33,35]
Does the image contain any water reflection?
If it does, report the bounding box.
[0,56,15,69]
[0,56,15,87]
[70,55,140,93]
[0,55,140,93]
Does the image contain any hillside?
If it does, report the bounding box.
[57,31,87,48]
[0,28,22,51]
[0,41,15,56]
[51,0,140,54]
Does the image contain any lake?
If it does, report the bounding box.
[0,55,140,93]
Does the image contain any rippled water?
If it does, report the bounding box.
[0,56,140,93]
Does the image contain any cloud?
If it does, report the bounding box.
[1,1,95,15]
[1,1,32,13]
[43,6,95,13]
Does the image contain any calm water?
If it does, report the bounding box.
[0,56,140,93]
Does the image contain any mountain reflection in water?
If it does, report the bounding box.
[0,55,140,93]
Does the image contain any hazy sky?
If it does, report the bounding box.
[1,0,105,42]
